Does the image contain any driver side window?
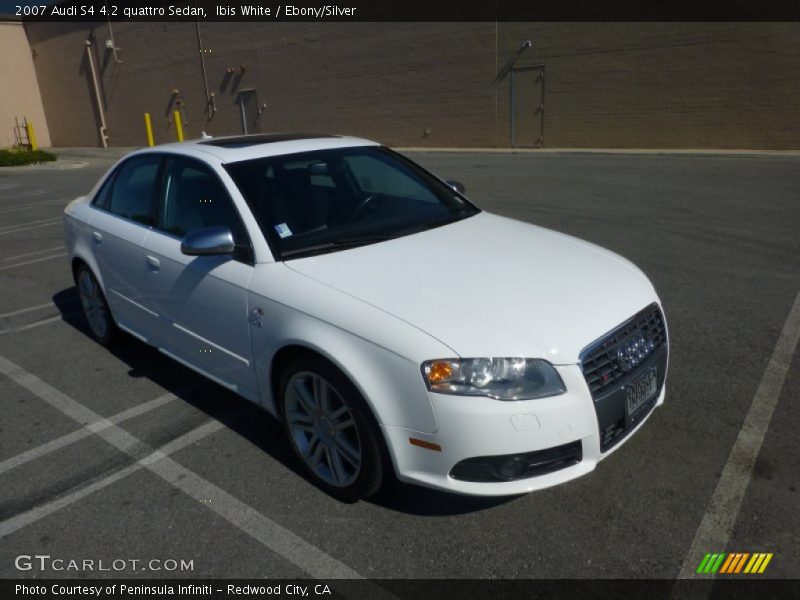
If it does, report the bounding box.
[155,158,252,261]
[157,159,245,239]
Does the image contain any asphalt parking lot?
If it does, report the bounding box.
[0,147,798,584]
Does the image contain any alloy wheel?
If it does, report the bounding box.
[284,371,362,488]
[78,269,109,340]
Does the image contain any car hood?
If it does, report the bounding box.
[285,212,659,364]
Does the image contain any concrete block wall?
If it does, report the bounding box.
[497,23,800,149]
[22,21,800,149]
[24,21,497,148]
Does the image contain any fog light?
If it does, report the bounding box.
[449,441,583,483]
[496,458,528,481]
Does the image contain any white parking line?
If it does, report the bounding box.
[0,302,60,320]
[0,314,72,336]
[0,189,46,200]
[0,253,66,272]
[1,245,65,262]
[0,199,71,215]
[0,391,179,475]
[0,219,61,236]
[0,418,226,539]
[0,216,61,232]
[677,290,800,579]
[0,355,383,585]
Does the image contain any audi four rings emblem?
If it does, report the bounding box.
[617,334,655,371]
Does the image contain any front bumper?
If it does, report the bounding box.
[382,363,666,496]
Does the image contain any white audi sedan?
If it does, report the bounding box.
[63,134,668,500]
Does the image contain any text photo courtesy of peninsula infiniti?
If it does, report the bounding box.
[63,133,669,501]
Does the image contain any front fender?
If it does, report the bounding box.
[248,266,453,434]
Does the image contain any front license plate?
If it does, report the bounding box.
[625,365,658,416]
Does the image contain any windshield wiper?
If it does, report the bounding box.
[281,235,396,259]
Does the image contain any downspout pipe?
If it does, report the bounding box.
[195,20,216,118]
[85,39,109,148]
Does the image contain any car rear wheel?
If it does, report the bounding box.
[280,355,384,501]
[76,265,118,346]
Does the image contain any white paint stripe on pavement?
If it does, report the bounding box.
[0,391,179,475]
[0,216,60,232]
[0,253,66,272]
[677,290,800,579]
[0,302,59,320]
[1,245,65,262]
[0,199,71,215]
[0,314,72,336]
[0,220,61,236]
[0,418,226,539]
[0,354,381,585]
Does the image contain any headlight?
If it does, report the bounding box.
[421,357,566,400]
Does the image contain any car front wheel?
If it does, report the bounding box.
[280,356,384,501]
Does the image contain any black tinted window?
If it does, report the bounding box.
[157,158,247,245]
[108,156,160,225]
[224,146,478,260]
[91,172,116,210]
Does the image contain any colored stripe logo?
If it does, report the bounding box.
[696,552,773,574]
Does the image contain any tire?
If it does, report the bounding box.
[279,355,384,501]
[75,264,119,346]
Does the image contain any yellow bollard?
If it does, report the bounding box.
[25,120,38,151]
[143,113,154,147]
[173,110,184,142]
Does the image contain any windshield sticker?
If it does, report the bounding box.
[274,223,293,238]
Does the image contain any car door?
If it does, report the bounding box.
[143,155,258,399]
[88,155,160,342]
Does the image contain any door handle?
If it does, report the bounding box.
[92,231,103,243]
[145,255,160,270]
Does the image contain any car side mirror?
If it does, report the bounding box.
[180,226,235,256]
[446,180,466,194]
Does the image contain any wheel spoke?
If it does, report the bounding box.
[287,408,313,425]
[335,437,360,467]
[293,378,317,414]
[305,434,323,466]
[333,417,354,432]
[291,422,315,434]
[314,376,330,413]
[328,447,347,484]
[329,405,349,421]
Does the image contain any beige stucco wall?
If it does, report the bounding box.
[0,19,51,148]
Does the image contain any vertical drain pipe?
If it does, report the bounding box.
[195,19,216,118]
[85,39,109,148]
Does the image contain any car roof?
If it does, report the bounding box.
[151,133,380,164]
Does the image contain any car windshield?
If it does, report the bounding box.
[224,146,479,260]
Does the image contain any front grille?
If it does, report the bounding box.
[580,303,667,399]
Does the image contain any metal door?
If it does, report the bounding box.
[237,89,262,134]
[511,66,545,148]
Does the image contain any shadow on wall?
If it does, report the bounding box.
[220,68,245,95]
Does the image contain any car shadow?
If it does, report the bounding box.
[53,286,519,516]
